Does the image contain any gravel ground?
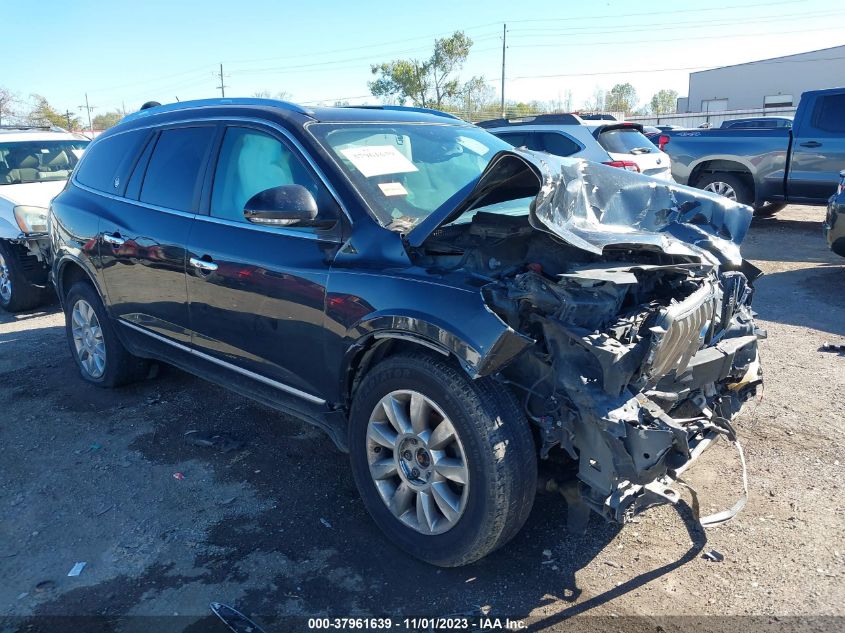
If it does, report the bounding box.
[0,205,843,632]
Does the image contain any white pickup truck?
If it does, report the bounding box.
[0,127,89,311]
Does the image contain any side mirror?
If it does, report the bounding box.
[243,185,320,227]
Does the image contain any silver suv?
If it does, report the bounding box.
[479,114,673,180]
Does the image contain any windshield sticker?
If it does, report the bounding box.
[457,136,489,155]
[378,182,408,196]
[340,145,418,178]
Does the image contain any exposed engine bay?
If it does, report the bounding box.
[412,155,765,526]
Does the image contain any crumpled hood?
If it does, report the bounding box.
[408,149,754,266]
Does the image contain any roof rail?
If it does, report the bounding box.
[121,98,314,124]
[341,105,461,120]
[476,113,582,128]
[575,113,618,121]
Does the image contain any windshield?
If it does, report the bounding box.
[309,122,512,230]
[0,139,89,185]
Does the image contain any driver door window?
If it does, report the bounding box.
[210,127,332,226]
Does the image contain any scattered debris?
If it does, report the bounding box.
[17,592,28,600]
[67,562,87,577]
[542,549,552,558]
[320,518,332,529]
[95,504,115,517]
[702,549,725,562]
[821,341,845,353]
[172,472,185,481]
[210,601,267,633]
[184,430,244,453]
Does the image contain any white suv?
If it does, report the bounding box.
[478,114,673,180]
[0,126,89,311]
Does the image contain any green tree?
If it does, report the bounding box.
[456,76,496,119]
[369,31,473,108]
[650,89,679,115]
[604,83,638,114]
[27,94,80,129]
[92,111,123,130]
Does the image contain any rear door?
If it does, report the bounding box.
[787,92,845,202]
[534,131,584,158]
[99,124,217,343]
[185,122,344,401]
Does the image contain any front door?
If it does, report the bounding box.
[186,124,343,400]
[99,124,217,343]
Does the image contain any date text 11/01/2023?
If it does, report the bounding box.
[306,617,528,630]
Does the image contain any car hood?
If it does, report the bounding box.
[406,150,753,265]
[0,180,68,209]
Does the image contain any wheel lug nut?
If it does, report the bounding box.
[373,446,381,453]
[403,450,412,460]
[411,468,420,478]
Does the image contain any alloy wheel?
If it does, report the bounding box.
[366,390,469,535]
[71,299,106,379]
[703,181,738,200]
[0,253,11,304]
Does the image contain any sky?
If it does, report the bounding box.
[3,0,844,117]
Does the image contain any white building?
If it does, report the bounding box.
[682,45,845,113]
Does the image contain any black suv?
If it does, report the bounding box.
[50,98,763,566]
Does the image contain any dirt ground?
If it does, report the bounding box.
[1,205,843,632]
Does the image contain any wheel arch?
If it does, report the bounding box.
[55,256,106,308]
[689,158,756,195]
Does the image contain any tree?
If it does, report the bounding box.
[92,111,123,130]
[369,31,473,108]
[253,90,292,101]
[650,89,679,115]
[582,87,607,112]
[27,94,80,129]
[457,76,496,119]
[0,87,22,125]
[604,83,638,114]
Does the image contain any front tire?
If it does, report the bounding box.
[349,352,537,567]
[0,241,45,313]
[64,281,149,387]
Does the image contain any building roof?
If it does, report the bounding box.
[691,44,845,76]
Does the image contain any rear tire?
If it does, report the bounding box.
[753,202,787,217]
[0,241,45,313]
[64,281,149,387]
[695,172,753,206]
[349,352,537,567]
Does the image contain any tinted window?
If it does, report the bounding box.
[140,126,215,210]
[596,128,654,154]
[75,132,144,193]
[813,94,845,133]
[210,127,334,225]
[537,132,581,157]
[496,132,532,148]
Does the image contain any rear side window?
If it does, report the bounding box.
[812,94,845,133]
[496,132,532,148]
[536,132,581,157]
[596,128,654,154]
[75,131,146,193]
[140,126,215,210]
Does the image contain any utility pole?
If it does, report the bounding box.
[500,24,507,118]
[217,63,227,98]
[63,110,74,129]
[78,93,95,137]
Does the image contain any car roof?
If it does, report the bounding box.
[119,98,465,128]
[0,128,89,143]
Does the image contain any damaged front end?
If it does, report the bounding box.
[412,151,764,526]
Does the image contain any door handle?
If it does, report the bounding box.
[800,141,822,148]
[189,256,218,272]
[102,232,126,246]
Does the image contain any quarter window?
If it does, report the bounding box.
[210,127,331,225]
[495,131,532,148]
[139,126,215,210]
[75,132,143,193]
